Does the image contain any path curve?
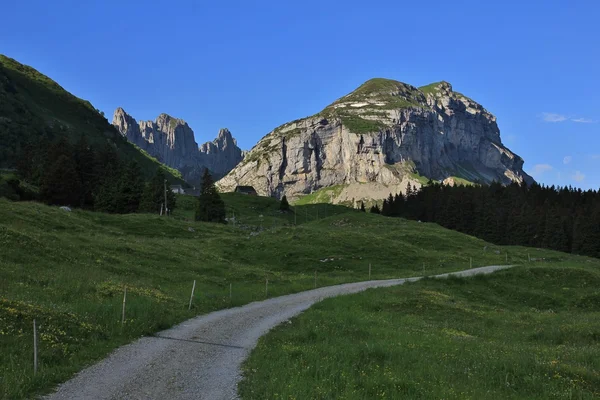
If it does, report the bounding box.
[45,265,511,400]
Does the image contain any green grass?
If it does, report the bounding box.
[294,185,348,206]
[0,193,554,399]
[350,78,404,96]
[239,262,600,399]
[419,81,448,95]
[339,115,387,134]
[448,176,476,186]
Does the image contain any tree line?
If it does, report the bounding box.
[15,136,176,214]
[373,182,600,258]
[9,134,234,224]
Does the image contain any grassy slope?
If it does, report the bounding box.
[294,185,348,206]
[240,263,600,399]
[0,193,547,399]
[0,55,182,182]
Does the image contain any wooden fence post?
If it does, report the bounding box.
[33,319,38,374]
[188,280,196,310]
[121,287,127,325]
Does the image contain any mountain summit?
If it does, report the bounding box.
[112,109,244,185]
[217,78,533,204]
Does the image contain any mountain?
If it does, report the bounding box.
[217,79,534,204]
[112,108,244,186]
[0,55,183,182]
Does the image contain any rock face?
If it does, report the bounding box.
[217,79,533,203]
[112,108,243,185]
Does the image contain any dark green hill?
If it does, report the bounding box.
[0,55,182,182]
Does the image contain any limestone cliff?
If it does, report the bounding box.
[112,108,243,185]
[217,79,533,203]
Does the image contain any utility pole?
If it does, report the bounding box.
[164,179,168,216]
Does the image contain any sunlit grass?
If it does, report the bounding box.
[0,194,578,399]
[240,263,600,399]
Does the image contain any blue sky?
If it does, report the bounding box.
[1,0,598,189]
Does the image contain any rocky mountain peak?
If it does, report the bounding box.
[217,78,533,204]
[112,107,140,142]
[112,108,244,185]
[215,128,237,147]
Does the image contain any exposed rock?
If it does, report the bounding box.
[217,79,533,202]
[112,108,244,185]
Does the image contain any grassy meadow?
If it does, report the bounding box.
[0,192,581,399]
[239,262,600,399]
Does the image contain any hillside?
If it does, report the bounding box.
[217,78,533,204]
[241,263,600,399]
[0,55,182,182]
[0,195,563,399]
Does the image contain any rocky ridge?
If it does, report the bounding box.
[112,108,243,185]
[217,78,533,204]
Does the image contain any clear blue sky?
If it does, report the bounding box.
[2,0,599,189]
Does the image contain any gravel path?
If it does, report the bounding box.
[44,265,511,400]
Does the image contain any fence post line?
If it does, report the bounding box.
[188,280,196,310]
[33,319,38,374]
[121,287,127,325]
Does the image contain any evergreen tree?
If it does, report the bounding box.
[93,163,119,213]
[280,195,290,212]
[391,193,404,217]
[39,154,82,206]
[195,169,226,223]
[381,199,391,216]
[370,204,381,214]
[114,161,144,214]
[140,169,176,214]
[360,201,366,212]
[373,177,600,258]
[74,135,96,208]
[542,207,569,253]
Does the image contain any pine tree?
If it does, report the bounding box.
[360,201,366,212]
[370,204,381,214]
[93,163,119,213]
[392,193,404,217]
[280,195,290,212]
[114,161,144,214]
[39,154,82,206]
[381,199,390,216]
[74,135,96,208]
[140,169,176,214]
[195,169,226,223]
